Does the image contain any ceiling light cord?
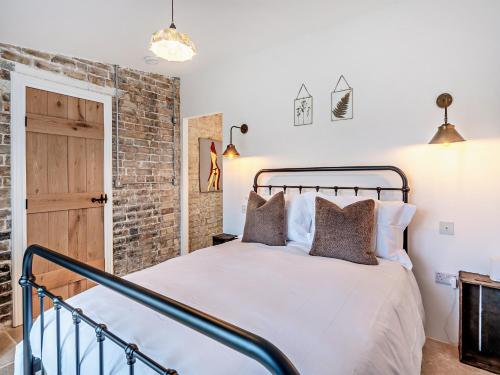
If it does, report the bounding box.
[170,0,175,28]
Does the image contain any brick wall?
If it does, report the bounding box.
[188,114,223,251]
[0,43,180,324]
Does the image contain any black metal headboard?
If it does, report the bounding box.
[252,166,410,252]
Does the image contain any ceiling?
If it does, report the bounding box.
[0,0,394,78]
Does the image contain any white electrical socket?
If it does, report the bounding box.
[435,272,458,288]
[439,221,455,235]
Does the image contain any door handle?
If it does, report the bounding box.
[91,194,108,204]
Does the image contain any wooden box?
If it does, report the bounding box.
[459,271,500,373]
[212,233,237,246]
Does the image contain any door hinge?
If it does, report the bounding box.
[25,199,28,210]
[25,116,27,127]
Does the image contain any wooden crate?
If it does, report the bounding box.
[459,271,500,373]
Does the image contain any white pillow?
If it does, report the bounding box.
[301,192,416,269]
[261,191,311,245]
[286,193,310,244]
[373,200,415,269]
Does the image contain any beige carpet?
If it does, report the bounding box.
[422,338,493,375]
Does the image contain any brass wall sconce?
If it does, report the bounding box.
[429,93,466,144]
[223,124,248,158]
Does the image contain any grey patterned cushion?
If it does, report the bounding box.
[242,191,286,246]
[310,197,378,265]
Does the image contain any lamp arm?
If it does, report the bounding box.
[229,125,240,144]
[444,106,448,124]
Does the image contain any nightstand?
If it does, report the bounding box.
[212,233,237,246]
[459,271,500,373]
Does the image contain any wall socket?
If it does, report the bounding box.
[435,272,458,288]
[439,221,455,235]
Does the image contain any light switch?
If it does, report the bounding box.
[439,221,454,235]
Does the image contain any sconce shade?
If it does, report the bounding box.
[223,144,240,158]
[429,123,466,144]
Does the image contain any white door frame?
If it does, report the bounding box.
[180,112,222,256]
[180,117,190,256]
[10,65,114,326]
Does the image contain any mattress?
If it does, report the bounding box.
[15,240,425,374]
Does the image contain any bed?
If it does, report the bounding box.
[16,166,426,375]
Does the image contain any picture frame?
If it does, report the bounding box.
[294,83,313,126]
[199,138,223,193]
[331,75,353,121]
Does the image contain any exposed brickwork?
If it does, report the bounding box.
[188,114,223,251]
[0,43,180,324]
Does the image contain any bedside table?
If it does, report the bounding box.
[212,233,237,246]
[459,271,500,373]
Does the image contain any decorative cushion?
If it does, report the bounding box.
[242,191,286,246]
[310,197,378,265]
[301,192,416,269]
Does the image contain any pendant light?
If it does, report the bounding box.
[429,93,466,144]
[149,0,196,62]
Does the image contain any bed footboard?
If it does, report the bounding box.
[19,244,299,375]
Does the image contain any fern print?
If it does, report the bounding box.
[333,91,350,119]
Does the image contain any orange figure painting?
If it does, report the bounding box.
[207,141,221,191]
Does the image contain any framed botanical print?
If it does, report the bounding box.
[294,83,313,126]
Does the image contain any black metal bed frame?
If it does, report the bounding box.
[20,165,410,375]
[20,246,299,375]
[253,166,410,252]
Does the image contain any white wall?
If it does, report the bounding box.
[181,0,500,343]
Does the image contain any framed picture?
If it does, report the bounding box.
[294,83,313,126]
[199,138,223,193]
[331,75,353,121]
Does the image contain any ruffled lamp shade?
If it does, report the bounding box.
[150,25,196,62]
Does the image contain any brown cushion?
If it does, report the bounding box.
[242,191,286,246]
[310,197,378,265]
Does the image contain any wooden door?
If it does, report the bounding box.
[25,87,106,316]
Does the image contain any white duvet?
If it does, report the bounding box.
[15,240,425,375]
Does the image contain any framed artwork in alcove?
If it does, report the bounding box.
[199,138,223,193]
